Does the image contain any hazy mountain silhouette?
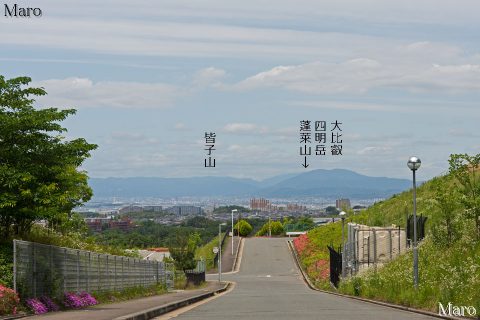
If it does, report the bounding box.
[89,169,411,199]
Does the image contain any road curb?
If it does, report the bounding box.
[232,237,243,272]
[113,282,231,320]
[286,240,468,320]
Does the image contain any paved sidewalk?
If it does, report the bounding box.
[220,236,241,273]
[25,282,225,320]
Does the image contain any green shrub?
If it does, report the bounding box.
[255,221,284,236]
[0,243,13,288]
[234,220,253,237]
[92,283,167,304]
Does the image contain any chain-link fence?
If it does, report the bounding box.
[14,240,174,299]
[343,223,407,276]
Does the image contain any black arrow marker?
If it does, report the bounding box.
[302,156,309,168]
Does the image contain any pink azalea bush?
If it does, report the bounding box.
[39,296,60,312]
[63,292,84,309]
[0,284,20,315]
[63,292,98,308]
[26,298,48,314]
[79,292,97,306]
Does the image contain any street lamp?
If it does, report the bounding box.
[407,156,421,288]
[231,209,238,255]
[218,222,227,282]
[268,216,272,237]
[339,211,347,278]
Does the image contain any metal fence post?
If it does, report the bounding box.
[13,240,17,293]
[32,242,37,297]
[144,260,147,287]
[373,229,377,272]
[398,226,401,255]
[49,245,53,296]
[76,250,80,293]
[106,255,109,291]
[367,234,370,267]
[87,252,91,292]
[97,254,100,292]
[114,256,117,291]
[63,248,67,293]
[388,229,392,260]
[121,257,124,290]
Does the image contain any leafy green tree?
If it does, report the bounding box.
[256,221,284,236]
[428,178,460,245]
[448,153,480,239]
[325,206,340,215]
[234,219,253,236]
[169,231,201,271]
[0,76,97,238]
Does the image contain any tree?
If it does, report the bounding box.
[448,153,480,239]
[0,76,97,238]
[169,231,200,272]
[325,206,339,215]
[256,221,284,236]
[428,178,460,245]
[234,219,253,236]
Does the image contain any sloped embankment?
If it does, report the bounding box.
[294,174,480,313]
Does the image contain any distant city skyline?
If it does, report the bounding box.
[1,1,479,181]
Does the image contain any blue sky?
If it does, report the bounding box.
[1,0,479,180]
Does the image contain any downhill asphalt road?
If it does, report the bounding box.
[163,237,438,320]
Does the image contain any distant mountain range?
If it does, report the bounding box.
[89,169,412,199]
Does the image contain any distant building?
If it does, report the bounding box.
[119,205,143,214]
[85,217,111,232]
[143,205,163,212]
[165,205,203,216]
[109,217,133,231]
[250,198,271,211]
[287,203,307,212]
[336,198,351,210]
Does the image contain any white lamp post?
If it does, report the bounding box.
[339,211,347,278]
[218,222,227,282]
[231,209,238,255]
[407,156,421,288]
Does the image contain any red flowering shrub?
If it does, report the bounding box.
[293,234,310,256]
[315,260,330,281]
[0,284,20,316]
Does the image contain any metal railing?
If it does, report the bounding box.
[14,240,174,299]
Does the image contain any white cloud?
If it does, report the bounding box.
[193,67,227,87]
[357,146,393,155]
[223,123,269,134]
[234,55,480,94]
[174,123,186,130]
[290,100,401,112]
[33,77,182,109]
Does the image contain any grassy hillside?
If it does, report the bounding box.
[295,171,480,313]
[195,232,226,271]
